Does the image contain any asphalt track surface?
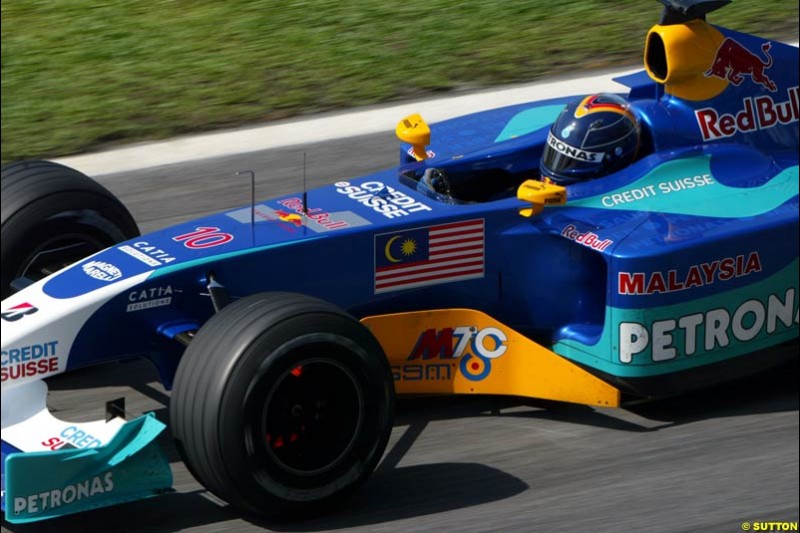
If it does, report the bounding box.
[3,133,799,533]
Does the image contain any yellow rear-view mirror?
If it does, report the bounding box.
[517,179,567,217]
[396,113,430,161]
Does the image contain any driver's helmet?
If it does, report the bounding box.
[540,93,640,185]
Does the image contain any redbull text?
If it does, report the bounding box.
[695,86,799,141]
[277,198,349,230]
[561,224,614,252]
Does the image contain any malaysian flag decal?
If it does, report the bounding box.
[374,219,485,293]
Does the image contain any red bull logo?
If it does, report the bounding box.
[560,224,614,252]
[275,210,304,227]
[277,197,351,230]
[695,86,799,141]
[705,38,777,92]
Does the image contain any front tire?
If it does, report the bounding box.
[170,292,395,516]
[0,160,139,298]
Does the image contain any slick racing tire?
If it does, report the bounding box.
[170,292,395,517]
[1,160,139,298]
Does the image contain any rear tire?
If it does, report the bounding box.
[170,292,395,517]
[1,160,139,298]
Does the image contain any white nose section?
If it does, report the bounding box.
[1,272,150,391]
[2,379,127,453]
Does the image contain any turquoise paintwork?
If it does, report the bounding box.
[4,414,171,524]
[494,105,564,142]
[569,157,799,218]
[554,259,799,377]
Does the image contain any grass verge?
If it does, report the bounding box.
[2,0,798,161]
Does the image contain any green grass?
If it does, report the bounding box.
[2,1,797,161]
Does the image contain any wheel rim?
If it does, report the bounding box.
[261,357,364,477]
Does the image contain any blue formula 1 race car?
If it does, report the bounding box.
[1,0,798,524]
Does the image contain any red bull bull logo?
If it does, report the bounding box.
[274,210,304,227]
[705,38,777,92]
[277,198,350,230]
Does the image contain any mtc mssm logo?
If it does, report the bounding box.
[409,326,508,381]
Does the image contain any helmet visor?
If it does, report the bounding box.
[541,133,604,180]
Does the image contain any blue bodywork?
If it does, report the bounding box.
[1,24,798,522]
[42,32,797,389]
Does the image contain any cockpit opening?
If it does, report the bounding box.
[401,166,538,204]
